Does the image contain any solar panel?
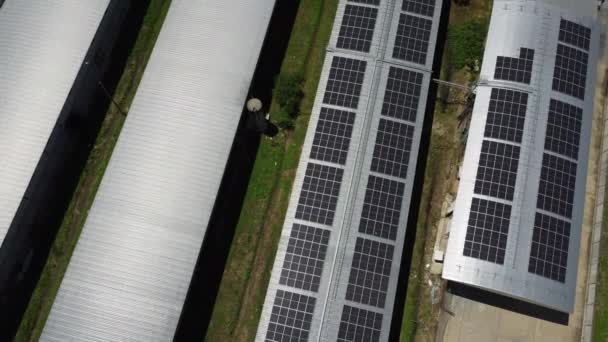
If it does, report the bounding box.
[393,13,432,65]
[474,140,520,201]
[371,119,414,178]
[552,44,588,100]
[484,88,528,143]
[463,198,510,264]
[337,5,378,53]
[359,176,405,240]
[337,305,383,342]
[528,213,570,283]
[381,66,423,122]
[323,56,367,109]
[280,224,331,292]
[348,0,380,5]
[310,107,356,165]
[402,0,436,17]
[544,99,583,160]
[494,48,534,84]
[537,153,577,218]
[266,290,316,342]
[559,19,591,51]
[295,163,344,226]
[345,237,394,308]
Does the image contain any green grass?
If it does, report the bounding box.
[593,169,608,341]
[12,2,171,341]
[204,0,337,341]
[447,19,488,70]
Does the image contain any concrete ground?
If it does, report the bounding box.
[437,7,608,342]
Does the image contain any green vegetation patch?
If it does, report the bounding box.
[13,2,172,341]
[593,171,608,341]
[447,19,488,70]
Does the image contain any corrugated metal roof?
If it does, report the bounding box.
[0,0,110,246]
[40,0,275,340]
[442,0,599,313]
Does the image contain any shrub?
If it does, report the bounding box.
[273,72,304,118]
[448,20,488,70]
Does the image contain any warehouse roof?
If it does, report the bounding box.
[40,0,276,340]
[442,0,599,313]
[0,0,110,247]
[256,0,446,340]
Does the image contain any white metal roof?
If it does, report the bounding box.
[40,0,275,340]
[256,0,445,340]
[442,0,599,313]
[0,0,110,247]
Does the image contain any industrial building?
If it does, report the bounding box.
[256,0,448,341]
[0,0,140,338]
[443,0,600,313]
[39,0,276,340]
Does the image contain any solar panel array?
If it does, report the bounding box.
[552,44,589,100]
[295,163,344,226]
[380,67,423,122]
[463,198,510,264]
[345,237,395,308]
[323,57,367,109]
[524,19,591,285]
[494,48,535,84]
[359,176,405,240]
[474,140,520,201]
[393,13,432,64]
[402,0,436,17]
[484,88,528,143]
[310,107,356,165]
[528,213,571,282]
[337,5,378,52]
[280,224,331,292]
[266,290,316,342]
[559,19,591,51]
[371,119,414,178]
[544,99,582,160]
[260,0,445,339]
[338,306,383,342]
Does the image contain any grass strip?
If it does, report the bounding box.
[204,0,338,340]
[13,2,171,341]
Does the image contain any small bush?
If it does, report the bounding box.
[448,20,488,70]
[273,72,304,118]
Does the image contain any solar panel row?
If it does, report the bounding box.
[359,175,406,240]
[524,20,590,284]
